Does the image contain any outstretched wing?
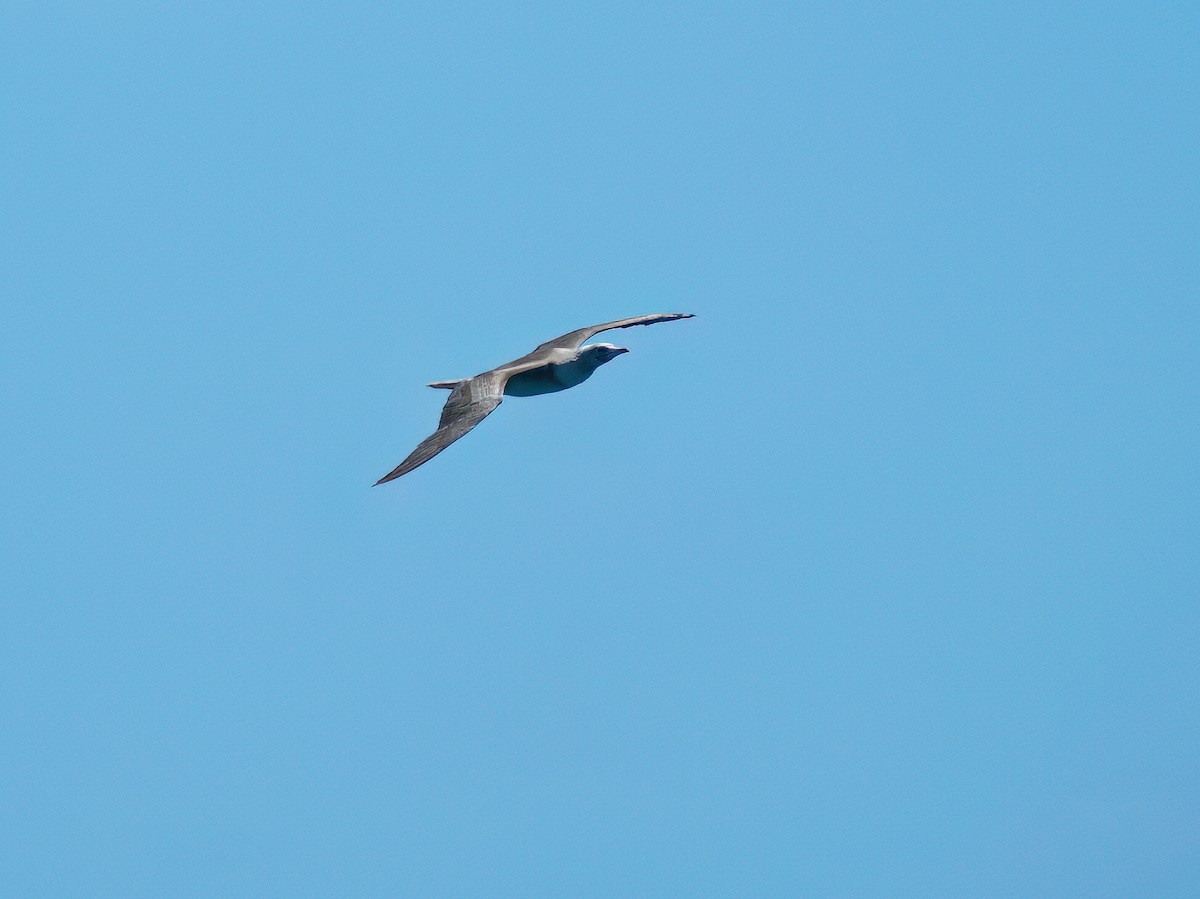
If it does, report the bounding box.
[502,313,695,368]
[374,372,505,485]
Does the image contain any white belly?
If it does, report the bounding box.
[504,360,597,396]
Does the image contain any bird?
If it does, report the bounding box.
[374,312,695,485]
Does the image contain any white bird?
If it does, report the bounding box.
[375,313,695,485]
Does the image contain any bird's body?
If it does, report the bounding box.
[501,346,609,396]
[374,314,693,484]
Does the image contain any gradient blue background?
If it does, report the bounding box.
[2,2,1197,894]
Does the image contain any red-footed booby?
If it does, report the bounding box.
[374,313,694,485]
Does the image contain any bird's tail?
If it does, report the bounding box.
[427,379,465,390]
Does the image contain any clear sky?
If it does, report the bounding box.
[2,1,1197,894]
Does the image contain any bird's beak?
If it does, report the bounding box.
[614,347,630,356]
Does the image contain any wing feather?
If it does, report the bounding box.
[374,373,504,485]
[500,313,694,369]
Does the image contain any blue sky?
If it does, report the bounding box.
[2,1,1197,894]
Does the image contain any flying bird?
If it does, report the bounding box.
[374,312,695,485]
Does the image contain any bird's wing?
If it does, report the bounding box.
[374,372,505,485]
[501,313,695,368]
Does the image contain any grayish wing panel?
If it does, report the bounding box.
[502,313,695,368]
[374,373,505,485]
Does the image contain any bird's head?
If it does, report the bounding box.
[583,342,630,366]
